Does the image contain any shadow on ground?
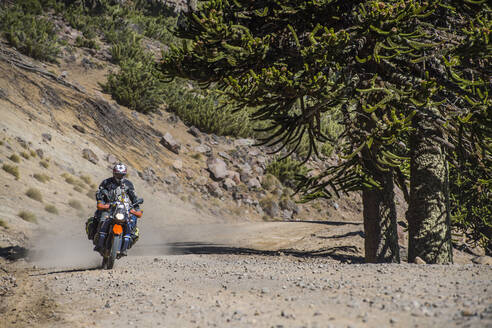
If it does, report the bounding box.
[138,242,364,263]
[0,245,28,261]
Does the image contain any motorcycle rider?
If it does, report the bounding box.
[87,163,142,256]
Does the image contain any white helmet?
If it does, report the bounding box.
[113,163,127,183]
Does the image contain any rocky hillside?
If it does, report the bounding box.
[0,28,364,254]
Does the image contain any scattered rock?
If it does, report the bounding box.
[247,177,262,190]
[167,114,179,124]
[195,176,208,186]
[235,138,254,146]
[207,157,228,180]
[194,145,211,153]
[82,148,99,164]
[172,159,183,171]
[471,256,492,265]
[227,170,241,185]
[106,154,118,165]
[218,151,232,161]
[160,132,181,154]
[42,133,52,143]
[188,126,201,137]
[414,256,426,265]
[206,182,223,198]
[223,178,236,191]
[138,167,158,185]
[0,88,7,99]
[35,149,44,158]
[72,124,86,133]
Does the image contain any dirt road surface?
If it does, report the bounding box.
[1,215,491,328]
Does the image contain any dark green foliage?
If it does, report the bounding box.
[164,81,254,137]
[450,139,492,252]
[161,0,490,262]
[0,4,60,62]
[75,36,99,49]
[102,59,165,113]
[266,157,308,189]
[109,32,146,64]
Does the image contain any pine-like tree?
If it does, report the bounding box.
[160,0,491,263]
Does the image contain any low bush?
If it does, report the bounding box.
[18,210,37,223]
[80,175,92,185]
[26,188,43,202]
[8,154,20,163]
[261,174,282,192]
[75,36,99,49]
[102,58,165,113]
[39,159,49,168]
[164,81,255,137]
[33,173,50,183]
[73,185,84,193]
[0,6,60,62]
[2,164,20,179]
[44,204,59,214]
[266,157,308,189]
[29,150,37,157]
[68,199,82,210]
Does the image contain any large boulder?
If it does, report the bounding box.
[160,132,181,154]
[207,157,228,180]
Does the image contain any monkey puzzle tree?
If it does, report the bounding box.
[160,0,490,263]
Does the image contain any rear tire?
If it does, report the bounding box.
[107,235,121,270]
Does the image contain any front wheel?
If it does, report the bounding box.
[106,234,122,270]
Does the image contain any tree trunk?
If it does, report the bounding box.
[407,114,453,264]
[362,169,400,263]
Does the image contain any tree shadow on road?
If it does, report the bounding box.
[0,245,28,261]
[164,242,364,263]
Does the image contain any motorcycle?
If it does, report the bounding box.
[94,195,143,269]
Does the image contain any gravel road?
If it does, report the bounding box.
[1,221,491,328]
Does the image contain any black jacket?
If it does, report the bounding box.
[96,177,139,207]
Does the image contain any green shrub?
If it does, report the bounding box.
[26,188,43,202]
[102,58,165,113]
[266,157,308,188]
[30,150,37,157]
[2,164,20,179]
[68,199,82,210]
[8,154,20,163]
[39,159,49,168]
[109,32,146,64]
[44,204,59,214]
[18,211,37,223]
[33,173,50,183]
[75,36,99,49]
[165,81,254,137]
[0,8,60,62]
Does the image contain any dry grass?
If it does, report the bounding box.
[20,151,30,159]
[68,199,82,210]
[8,154,20,163]
[33,173,50,183]
[39,159,49,168]
[2,164,20,179]
[18,211,37,223]
[26,188,43,202]
[0,219,8,229]
[80,175,92,185]
[45,204,59,214]
[73,185,84,193]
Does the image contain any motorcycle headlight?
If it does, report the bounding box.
[115,213,125,221]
